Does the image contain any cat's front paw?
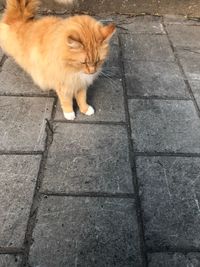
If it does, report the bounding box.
[63,111,76,120]
[85,105,95,116]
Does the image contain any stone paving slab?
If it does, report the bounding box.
[177,48,200,81]
[167,24,200,47]
[30,196,142,267]
[0,97,54,151]
[0,255,22,267]
[124,61,189,98]
[0,155,41,247]
[136,156,200,250]
[148,253,200,267]
[102,35,121,77]
[121,34,175,62]
[0,58,48,96]
[188,80,200,109]
[164,15,200,25]
[119,15,165,34]
[55,77,125,122]
[129,99,200,153]
[41,123,133,193]
[0,48,3,62]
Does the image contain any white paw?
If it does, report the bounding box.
[85,105,95,116]
[63,111,76,120]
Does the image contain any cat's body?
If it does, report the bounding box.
[0,0,115,120]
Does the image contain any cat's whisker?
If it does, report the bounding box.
[101,69,115,77]
[100,71,119,87]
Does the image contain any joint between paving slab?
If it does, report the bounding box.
[118,34,148,267]
[0,247,23,254]
[127,95,191,101]
[134,151,200,158]
[53,120,126,125]
[0,151,43,155]
[40,191,135,198]
[0,93,56,98]
[0,94,56,99]
[120,31,166,35]
[21,97,57,267]
[176,46,200,51]
[0,54,7,69]
[162,18,200,120]
[148,248,200,253]
[121,58,176,63]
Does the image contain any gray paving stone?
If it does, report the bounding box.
[148,253,200,267]
[129,99,200,153]
[102,34,121,77]
[0,155,41,247]
[136,156,200,250]
[0,255,22,267]
[0,48,4,62]
[55,77,125,122]
[0,57,51,95]
[121,34,174,62]
[41,123,133,193]
[119,16,165,34]
[167,24,200,47]
[164,15,200,25]
[30,196,142,267]
[189,80,200,109]
[124,61,189,98]
[178,48,200,80]
[0,97,54,151]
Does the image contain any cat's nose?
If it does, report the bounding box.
[88,66,96,74]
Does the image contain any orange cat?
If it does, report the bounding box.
[0,0,115,120]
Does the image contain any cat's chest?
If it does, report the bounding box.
[78,73,98,86]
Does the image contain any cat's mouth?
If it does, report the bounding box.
[83,72,96,75]
[81,69,100,77]
[85,67,102,76]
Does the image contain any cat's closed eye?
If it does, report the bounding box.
[80,59,104,65]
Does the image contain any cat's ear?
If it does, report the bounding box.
[101,23,116,43]
[67,35,83,49]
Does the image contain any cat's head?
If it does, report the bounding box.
[63,15,116,75]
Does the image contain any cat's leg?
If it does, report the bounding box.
[57,90,75,120]
[75,88,95,116]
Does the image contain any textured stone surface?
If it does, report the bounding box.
[102,35,121,77]
[0,155,41,247]
[41,124,133,193]
[119,16,165,34]
[129,99,200,153]
[0,58,48,95]
[55,78,125,122]
[78,0,158,15]
[157,0,200,17]
[167,24,200,47]
[0,97,54,151]
[121,35,174,62]
[0,48,4,62]
[1,0,199,16]
[178,48,200,81]
[164,15,200,25]
[136,156,200,250]
[124,61,189,98]
[30,196,142,267]
[189,80,200,109]
[148,253,200,267]
[0,255,22,267]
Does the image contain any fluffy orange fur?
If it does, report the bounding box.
[0,0,115,120]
